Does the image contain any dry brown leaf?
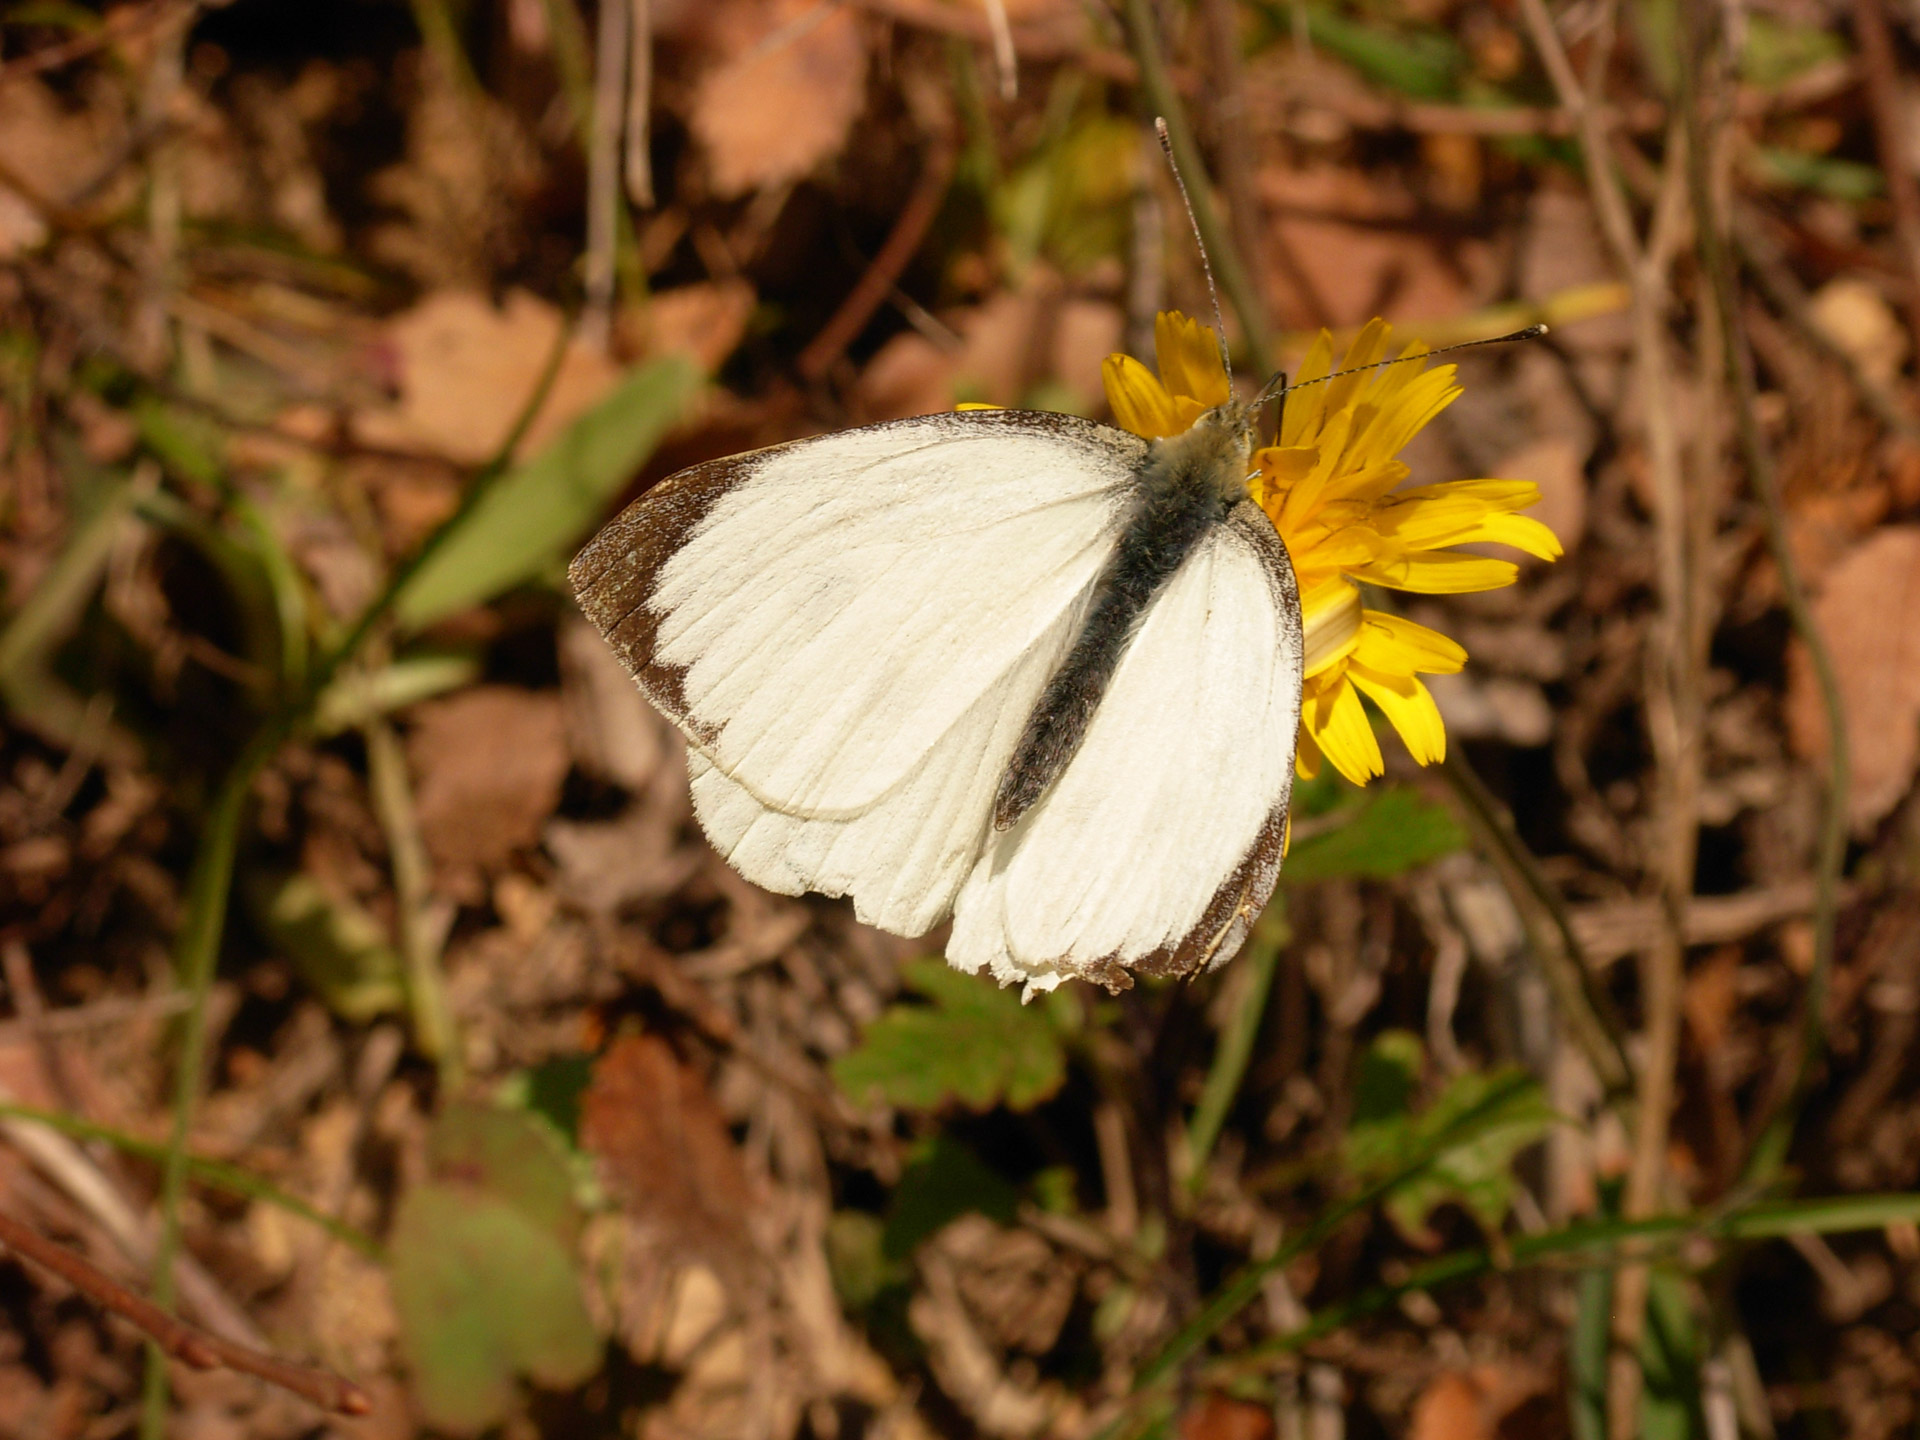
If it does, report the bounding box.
[1786,525,1920,832]
[1176,1393,1275,1440]
[0,79,127,257]
[352,289,623,464]
[690,0,869,198]
[1254,165,1488,327]
[1810,278,1907,387]
[405,687,570,894]
[1407,1367,1540,1440]
[618,281,756,372]
[578,1033,755,1266]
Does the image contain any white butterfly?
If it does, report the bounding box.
[570,398,1303,998]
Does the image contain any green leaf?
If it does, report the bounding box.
[391,1104,600,1434]
[391,1186,601,1434]
[241,869,405,1024]
[1639,1268,1702,1440]
[832,957,1068,1113]
[1298,4,1466,100]
[1751,147,1884,203]
[1281,787,1467,885]
[1344,1033,1557,1245]
[394,356,699,631]
[1739,13,1846,90]
[311,650,482,735]
[882,1133,1020,1260]
[426,1101,584,1245]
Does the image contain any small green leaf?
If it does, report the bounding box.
[312,651,482,735]
[882,1133,1020,1260]
[391,1186,601,1434]
[831,958,1068,1113]
[427,1102,583,1245]
[242,869,405,1024]
[1344,1034,1557,1245]
[391,1105,600,1434]
[1282,787,1466,885]
[394,355,699,631]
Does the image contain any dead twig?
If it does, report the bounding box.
[0,0,195,84]
[1515,3,1700,1433]
[797,138,956,383]
[0,1208,369,1416]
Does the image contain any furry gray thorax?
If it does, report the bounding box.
[991,405,1257,831]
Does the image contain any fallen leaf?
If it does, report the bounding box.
[1809,277,1907,387]
[690,0,868,198]
[578,1033,755,1265]
[1408,1367,1541,1440]
[619,281,756,371]
[1178,1392,1275,1440]
[352,289,625,464]
[1786,526,1920,832]
[406,687,570,894]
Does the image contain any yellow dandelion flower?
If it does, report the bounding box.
[1101,312,1563,789]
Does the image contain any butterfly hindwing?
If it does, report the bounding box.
[947,501,1302,992]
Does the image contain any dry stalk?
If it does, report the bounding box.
[1514,1,1704,1434]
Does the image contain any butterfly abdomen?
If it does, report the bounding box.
[991,420,1251,831]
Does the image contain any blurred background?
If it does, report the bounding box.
[0,0,1917,1436]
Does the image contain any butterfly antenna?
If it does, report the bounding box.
[1154,116,1233,385]
[1251,324,1548,412]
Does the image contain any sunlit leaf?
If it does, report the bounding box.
[1344,1031,1556,1246]
[1282,786,1466,885]
[832,957,1068,1113]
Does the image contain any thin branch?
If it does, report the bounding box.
[1515,3,1701,1435]
[0,1210,369,1415]
[797,137,956,382]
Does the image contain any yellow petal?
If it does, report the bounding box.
[1323,319,1393,418]
[1466,513,1565,560]
[1347,663,1447,766]
[1279,330,1336,448]
[1346,367,1461,470]
[955,402,1004,411]
[1354,610,1468,675]
[1305,673,1384,785]
[1350,549,1520,593]
[1301,578,1363,677]
[1295,724,1323,781]
[1155,311,1231,408]
[1103,354,1181,438]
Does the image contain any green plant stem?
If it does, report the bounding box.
[1118,1071,1532,1416]
[1115,0,1273,377]
[0,1102,382,1260]
[1440,754,1634,1095]
[1685,33,1849,1187]
[141,720,284,1436]
[137,314,574,1437]
[1204,1190,1920,1384]
[364,717,461,1084]
[1185,905,1287,1193]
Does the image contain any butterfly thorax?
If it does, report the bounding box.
[989,405,1256,832]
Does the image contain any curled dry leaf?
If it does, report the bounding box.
[690,0,869,199]
[1786,525,1920,833]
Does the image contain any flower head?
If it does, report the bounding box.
[1101,313,1562,787]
